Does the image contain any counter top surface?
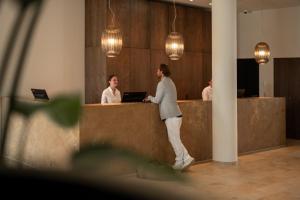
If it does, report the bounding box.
[83,97,285,107]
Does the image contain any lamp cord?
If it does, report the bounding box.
[260,0,263,41]
[172,0,176,32]
[108,0,115,27]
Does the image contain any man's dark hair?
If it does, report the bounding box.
[159,64,171,77]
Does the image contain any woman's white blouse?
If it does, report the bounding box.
[101,87,121,104]
[202,86,212,101]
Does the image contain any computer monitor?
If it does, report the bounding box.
[31,88,49,100]
[122,92,146,103]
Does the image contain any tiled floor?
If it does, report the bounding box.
[126,140,300,200]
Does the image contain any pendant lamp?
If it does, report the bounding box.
[101,0,123,57]
[165,0,184,61]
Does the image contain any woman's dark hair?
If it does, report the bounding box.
[159,64,171,77]
[108,74,117,82]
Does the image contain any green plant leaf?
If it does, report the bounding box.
[72,144,186,182]
[12,95,81,127]
[43,95,81,127]
[13,0,43,7]
[13,100,44,117]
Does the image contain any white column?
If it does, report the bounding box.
[212,0,238,162]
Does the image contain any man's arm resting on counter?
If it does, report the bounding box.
[148,82,164,104]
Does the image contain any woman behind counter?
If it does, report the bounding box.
[101,74,121,104]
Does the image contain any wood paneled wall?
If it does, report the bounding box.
[85,0,212,103]
[274,58,300,139]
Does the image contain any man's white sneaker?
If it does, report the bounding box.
[172,162,183,170]
[182,157,195,170]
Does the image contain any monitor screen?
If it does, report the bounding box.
[122,92,146,103]
[31,88,49,100]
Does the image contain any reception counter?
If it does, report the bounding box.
[80,97,286,164]
[1,97,79,169]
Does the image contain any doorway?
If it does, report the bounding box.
[237,59,259,97]
[274,58,300,139]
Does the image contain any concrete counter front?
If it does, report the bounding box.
[0,97,79,169]
[80,98,286,164]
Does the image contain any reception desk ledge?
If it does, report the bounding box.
[80,97,286,164]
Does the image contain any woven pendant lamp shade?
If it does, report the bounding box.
[165,32,184,61]
[254,42,270,64]
[101,0,123,57]
[101,28,122,57]
[165,0,184,61]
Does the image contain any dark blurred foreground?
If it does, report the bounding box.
[0,168,194,199]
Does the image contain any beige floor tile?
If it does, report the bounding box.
[126,140,300,200]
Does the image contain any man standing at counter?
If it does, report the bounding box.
[146,64,194,170]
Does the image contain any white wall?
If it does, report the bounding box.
[238,6,300,97]
[0,0,85,100]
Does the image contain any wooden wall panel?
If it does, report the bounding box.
[109,0,131,48]
[169,58,186,99]
[107,48,131,94]
[85,0,106,47]
[168,53,204,100]
[85,47,107,103]
[85,0,108,103]
[274,58,300,139]
[203,11,212,53]
[130,0,150,48]
[184,53,203,99]
[168,5,186,34]
[184,7,203,52]
[202,53,212,87]
[150,1,169,50]
[85,0,212,103]
[129,49,151,92]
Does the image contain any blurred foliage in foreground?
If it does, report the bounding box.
[12,95,81,127]
[73,144,186,182]
[11,95,185,181]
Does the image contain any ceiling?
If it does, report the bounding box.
[162,0,300,12]
[238,0,300,11]
[162,0,210,8]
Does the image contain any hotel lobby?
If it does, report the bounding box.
[0,0,300,199]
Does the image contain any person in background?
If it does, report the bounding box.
[202,80,212,101]
[146,64,194,170]
[101,74,121,104]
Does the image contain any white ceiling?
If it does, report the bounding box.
[163,0,210,8]
[238,0,300,11]
[163,0,300,12]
